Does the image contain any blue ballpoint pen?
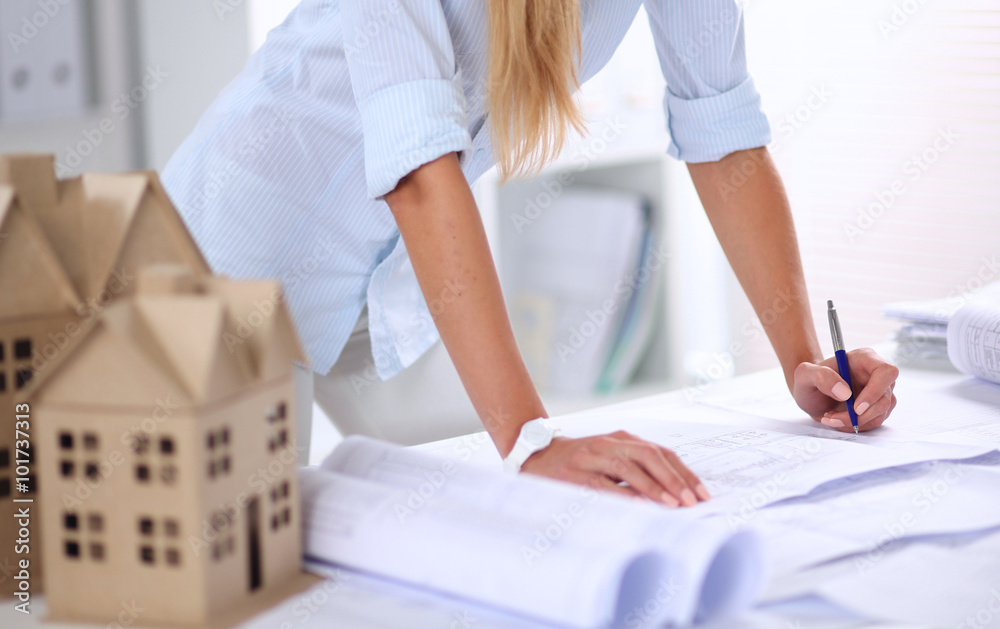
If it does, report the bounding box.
[826,300,859,433]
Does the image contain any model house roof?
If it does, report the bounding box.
[28,265,306,409]
[0,183,81,319]
[0,154,210,312]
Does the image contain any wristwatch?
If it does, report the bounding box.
[503,418,562,472]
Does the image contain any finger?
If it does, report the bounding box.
[796,361,853,403]
[626,443,699,507]
[584,474,642,499]
[852,363,899,417]
[859,392,896,431]
[596,451,681,507]
[609,433,707,502]
[658,446,711,501]
[824,390,894,431]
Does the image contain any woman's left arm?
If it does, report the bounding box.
[687,147,898,432]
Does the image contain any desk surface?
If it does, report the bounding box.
[3,364,989,629]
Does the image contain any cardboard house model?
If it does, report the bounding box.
[0,154,210,598]
[30,265,315,627]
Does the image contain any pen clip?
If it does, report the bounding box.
[827,300,845,352]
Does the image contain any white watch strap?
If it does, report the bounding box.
[503,418,561,472]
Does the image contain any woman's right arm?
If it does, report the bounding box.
[384,153,709,507]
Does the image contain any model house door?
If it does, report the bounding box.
[247,497,262,591]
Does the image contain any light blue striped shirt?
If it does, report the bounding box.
[162,0,771,378]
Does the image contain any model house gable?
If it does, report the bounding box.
[133,294,254,403]
[28,305,193,409]
[208,278,307,381]
[0,185,81,320]
[0,154,210,308]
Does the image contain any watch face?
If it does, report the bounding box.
[522,421,552,446]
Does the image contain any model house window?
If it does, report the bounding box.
[269,479,293,531]
[133,433,178,485]
[0,372,6,392]
[138,516,183,568]
[267,402,290,453]
[83,433,99,450]
[0,341,4,361]
[131,435,150,454]
[64,510,104,561]
[0,479,9,498]
[59,432,74,450]
[13,338,31,359]
[0,447,8,468]
[206,427,232,480]
[61,461,74,478]
[209,510,235,562]
[14,368,31,390]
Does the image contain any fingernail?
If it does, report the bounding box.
[679,488,697,507]
[855,401,870,415]
[823,417,844,428]
[695,484,712,501]
[660,492,679,508]
[832,382,852,401]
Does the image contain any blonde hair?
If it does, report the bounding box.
[487,0,585,181]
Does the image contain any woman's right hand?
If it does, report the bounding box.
[520,431,711,507]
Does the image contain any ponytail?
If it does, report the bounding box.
[487,0,585,181]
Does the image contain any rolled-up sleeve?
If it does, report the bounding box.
[341,0,472,199]
[644,0,772,163]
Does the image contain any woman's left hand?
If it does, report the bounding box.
[791,348,899,432]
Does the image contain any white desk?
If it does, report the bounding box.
[5,364,996,629]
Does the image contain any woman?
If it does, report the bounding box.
[163,0,899,507]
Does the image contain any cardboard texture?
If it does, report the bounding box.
[30,264,310,628]
[0,154,210,599]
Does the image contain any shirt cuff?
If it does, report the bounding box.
[358,77,473,199]
[665,75,772,163]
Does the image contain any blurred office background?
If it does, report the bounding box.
[1,0,997,439]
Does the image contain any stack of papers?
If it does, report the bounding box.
[300,436,765,628]
[883,282,1000,367]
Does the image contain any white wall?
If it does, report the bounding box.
[729,0,1000,375]
[136,0,250,171]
